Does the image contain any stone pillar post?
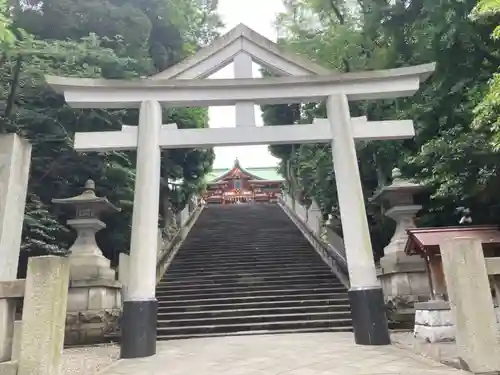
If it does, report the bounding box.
[372,168,430,317]
[0,134,31,362]
[326,94,390,345]
[440,238,500,373]
[307,201,322,235]
[122,100,161,358]
[17,256,70,375]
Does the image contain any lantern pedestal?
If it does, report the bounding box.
[52,180,122,345]
[372,169,430,323]
[67,218,116,281]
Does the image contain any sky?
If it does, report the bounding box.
[209,0,285,169]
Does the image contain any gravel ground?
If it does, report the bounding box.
[62,343,120,375]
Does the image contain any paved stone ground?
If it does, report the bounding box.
[95,332,467,375]
[62,344,120,375]
[391,332,460,370]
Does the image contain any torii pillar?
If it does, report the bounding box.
[327,94,390,345]
[120,100,162,358]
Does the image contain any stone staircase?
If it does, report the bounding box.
[156,204,352,340]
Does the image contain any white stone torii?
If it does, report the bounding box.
[45,23,435,359]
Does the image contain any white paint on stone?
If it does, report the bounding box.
[150,24,331,80]
[127,100,162,302]
[46,60,435,109]
[73,118,415,152]
[414,325,455,343]
[327,94,379,290]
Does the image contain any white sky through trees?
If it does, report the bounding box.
[209,0,285,169]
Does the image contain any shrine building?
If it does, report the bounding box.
[204,159,284,204]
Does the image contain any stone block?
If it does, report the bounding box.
[414,324,455,343]
[18,256,70,375]
[65,280,121,345]
[0,361,18,375]
[64,308,120,345]
[0,281,25,299]
[414,309,454,327]
[379,251,427,274]
[11,320,22,361]
[378,251,431,321]
[440,238,500,374]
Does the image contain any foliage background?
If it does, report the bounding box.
[0,0,222,273]
[263,0,500,260]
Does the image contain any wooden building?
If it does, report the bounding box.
[204,159,284,204]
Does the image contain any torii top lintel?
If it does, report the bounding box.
[150,23,332,79]
[44,24,436,109]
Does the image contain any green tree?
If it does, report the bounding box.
[264,0,500,257]
[1,0,221,262]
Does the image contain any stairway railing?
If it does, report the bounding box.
[278,195,350,288]
[155,200,205,282]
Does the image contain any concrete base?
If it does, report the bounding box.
[121,299,157,359]
[378,252,431,322]
[66,279,122,345]
[414,300,500,343]
[349,288,390,345]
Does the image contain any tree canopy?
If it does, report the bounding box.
[0,0,221,265]
[264,0,500,259]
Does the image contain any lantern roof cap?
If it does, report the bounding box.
[52,179,120,212]
[371,168,425,202]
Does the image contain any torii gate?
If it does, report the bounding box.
[46,24,435,359]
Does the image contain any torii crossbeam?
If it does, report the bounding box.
[74,118,415,152]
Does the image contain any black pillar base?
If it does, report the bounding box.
[120,299,158,359]
[348,287,390,346]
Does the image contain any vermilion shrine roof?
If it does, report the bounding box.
[405,226,500,257]
[206,159,284,183]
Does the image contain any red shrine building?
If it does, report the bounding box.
[204,159,284,204]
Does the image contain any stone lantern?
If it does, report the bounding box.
[371,168,431,318]
[52,179,120,281]
[52,180,122,345]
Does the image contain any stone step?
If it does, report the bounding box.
[168,259,327,271]
[165,264,328,275]
[156,286,346,300]
[176,242,312,249]
[172,250,317,262]
[156,326,351,341]
[156,319,352,336]
[161,270,336,284]
[157,305,351,320]
[154,204,352,339]
[157,311,351,327]
[157,278,342,291]
[157,298,349,313]
[156,293,348,306]
[156,281,344,295]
